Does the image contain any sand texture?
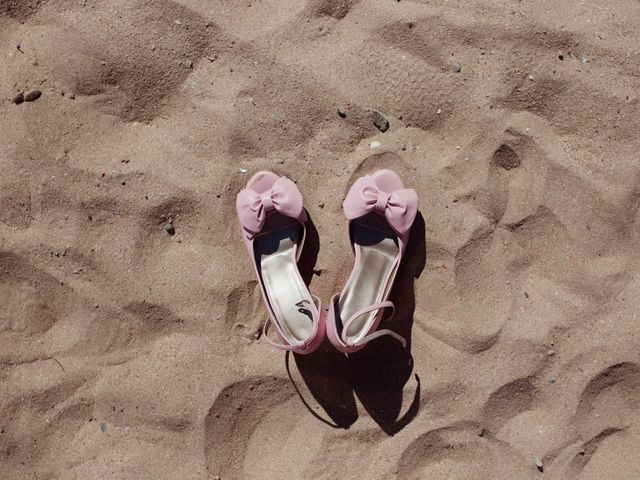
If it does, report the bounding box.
[1,0,640,478]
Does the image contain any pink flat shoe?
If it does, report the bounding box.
[327,169,418,353]
[236,171,324,354]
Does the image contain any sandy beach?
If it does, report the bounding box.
[1,0,640,478]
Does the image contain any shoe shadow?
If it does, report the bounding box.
[288,212,427,434]
[349,211,426,434]
[297,210,320,285]
[287,347,358,428]
[288,212,359,428]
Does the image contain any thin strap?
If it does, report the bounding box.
[340,301,406,348]
[263,318,300,351]
[262,295,322,351]
[353,328,406,348]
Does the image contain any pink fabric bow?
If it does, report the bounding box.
[236,177,305,237]
[343,176,418,235]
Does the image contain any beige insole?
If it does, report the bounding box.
[254,218,314,343]
[338,215,399,343]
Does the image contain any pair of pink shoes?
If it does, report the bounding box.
[236,169,418,355]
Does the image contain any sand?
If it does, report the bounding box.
[2,0,640,478]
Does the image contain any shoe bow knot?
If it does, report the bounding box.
[343,176,418,235]
[236,176,305,238]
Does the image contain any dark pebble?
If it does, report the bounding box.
[372,110,389,132]
[407,21,414,29]
[337,108,346,118]
[13,93,24,104]
[100,422,107,433]
[452,63,462,73]
[24,90,42,102]
[558,51,565,60]
[165,223,175,235]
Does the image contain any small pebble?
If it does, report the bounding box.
[534,457,544,472]
[550,378,556,384]
[164,223,175,236]
[337,108,347,119]
[452,63,462,73]
[100,422,107,433]
[407,21,414,29]
[436,108,442,115]
[370,140,382,148]
[24,90,42,102]
[239,167,247,174]
[371,110,389,132]
[558,50,565,60]
[318,203,324,209]
[13,93,24,104]
[547,349,555,356]
[528,75,535,81]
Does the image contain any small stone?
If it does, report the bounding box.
[318,203,324,209]
[164,223,175,235]
[100,422,107,433]
[558,50,565,60]
[547,349,555,356]
[13,93,24,104]
[550,378,556,384]
[369,140,382,149]
[528,75,535,81]
[534,457,543,472]
[239,167,247,174]
[186,60,194,69]
[452,63,462,73]
[407,21,414,29]
[24,90,42,102]
[337,108,347,118]
[371,110,389,132]
[436,108,442,115]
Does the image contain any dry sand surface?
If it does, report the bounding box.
[2,0,640,478]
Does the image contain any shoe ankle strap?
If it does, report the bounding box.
[341,301,406,348]
[262,294,322,351]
